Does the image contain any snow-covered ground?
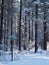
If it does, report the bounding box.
[0,50,49,65]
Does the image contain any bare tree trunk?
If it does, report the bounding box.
[32,11,33,41]
[28,20,30,50]
[35,4,38,53]
[43,22,47,50]
[43,4,47,50]
[3,0,6,47]
[18,0,22,51]
[24,11,27,50]
[10,17,13,61]
[28,20,30,41]
[0,0,4,49]
[10,0,14,61]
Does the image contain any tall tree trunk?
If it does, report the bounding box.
[10,17,13,61]
[10,0,14,61]
[43,21,47,50]
[0,0,4,49]
[28,20,30,40]
[28,20,30,50]
[43,4,47,50]
[18,0,22,51]
[31,11,33,41]
[24,11,27,50]
[35,3,38,53]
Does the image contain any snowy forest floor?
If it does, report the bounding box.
[0,50,49,65]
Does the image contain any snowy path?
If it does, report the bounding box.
[0,51,49,65]
[7,54,49,65]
